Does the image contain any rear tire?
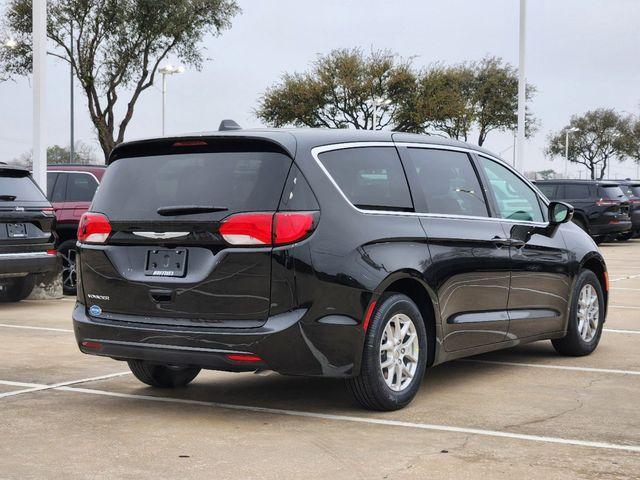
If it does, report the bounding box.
[58,239,78,296]
[347,293,428,411]
[552,270,604,356]
[0,275,35,302]
[128,360,201,388]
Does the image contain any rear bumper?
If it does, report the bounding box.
[72,302,364,378]
[0,251,59,277]
[589,220,632,237]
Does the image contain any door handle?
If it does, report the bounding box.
[491,236,510,248]
[492,237,526,248]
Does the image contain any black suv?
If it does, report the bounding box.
[535,180,632,242]
[73,130,607,410]
[0,164,58,302]
[617,180,640,237]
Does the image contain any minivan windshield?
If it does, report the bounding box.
[0,174,47,203]
[92,152,292,221]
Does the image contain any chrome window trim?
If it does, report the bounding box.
[310,141,549,227]
[49,170,101,185]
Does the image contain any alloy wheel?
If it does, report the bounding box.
[61,248,77,291]
[577,283,599,342]
[379,313,420,392]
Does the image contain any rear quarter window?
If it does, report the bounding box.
[564,184,591,199]
[317,147,412,211]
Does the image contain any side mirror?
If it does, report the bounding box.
[549,201,574,225]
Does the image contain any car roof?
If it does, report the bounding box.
[110,128,505,164]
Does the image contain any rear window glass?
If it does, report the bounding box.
[91,152,292,220]
[0,175,47,203]
[318,147,412,211]
[536,184,557,199]
[600,186,626,200]
[66,173,99,202]
[564,184,591,199]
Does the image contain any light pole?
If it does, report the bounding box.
[564,127,579,178]
[32,0,47,191]
[516,0,527,171]
[158,65,184,135]
[69,22,74,163]
[371,97,391,131]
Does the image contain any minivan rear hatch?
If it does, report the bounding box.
[79,137,295,328]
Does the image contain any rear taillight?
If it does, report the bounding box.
[77,212,112,244]
[596,199,618,206]
[630,199,640,205]
[219,211,318,247]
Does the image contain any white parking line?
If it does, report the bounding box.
[610,287,640,291]
[604,328,640,335]
[50,385,640,453]
[609,305,640,310]
[610,274,640,282]
[0,371,130,399]
[461,359,640,376]
[0,323,73,333]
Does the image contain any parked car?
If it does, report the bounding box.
[47,165,106,294]
[535,179,632,243]
[73,129,608,411]
[0,163,58,302]
[616,179,640,238]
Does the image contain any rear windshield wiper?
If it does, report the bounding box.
[157,205,228,216]
[0,195,17,201]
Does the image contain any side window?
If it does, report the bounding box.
[536,184,557,200]
[564,184,591,199]
[50,173,67,203]
[479,156,544,223]
[318,147,413,210]
[404,148,488,217]
[46,172,58,200]
[66,173,99,202]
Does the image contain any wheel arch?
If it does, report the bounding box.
[580,252,608,318]
[375,271,439,367]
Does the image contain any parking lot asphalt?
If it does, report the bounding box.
[1,241,640,479]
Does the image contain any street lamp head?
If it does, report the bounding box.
[568,127,580,133]
[159,64,185,75]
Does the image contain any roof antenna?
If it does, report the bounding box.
[218,119,242,131]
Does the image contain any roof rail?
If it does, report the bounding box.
[218,119,242,131]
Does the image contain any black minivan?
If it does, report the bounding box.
[73,129,607,410]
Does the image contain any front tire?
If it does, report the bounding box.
[552,270,604,356]
[128,360,201,388]
[347,294,428,411]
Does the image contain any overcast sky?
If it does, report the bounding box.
[1,0,639,177]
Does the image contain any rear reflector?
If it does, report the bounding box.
[226,353,263,363]
[78,212,112,244]
[220,211,318,247]
[604,271,609,292]
[46,249,57,255]
[81,341,102,350]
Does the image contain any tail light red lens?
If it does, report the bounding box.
[77,212,112,244]
[273,212,316,245]
[596,199,618,206]
[220,211,318,247]
[219,213,273,246]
